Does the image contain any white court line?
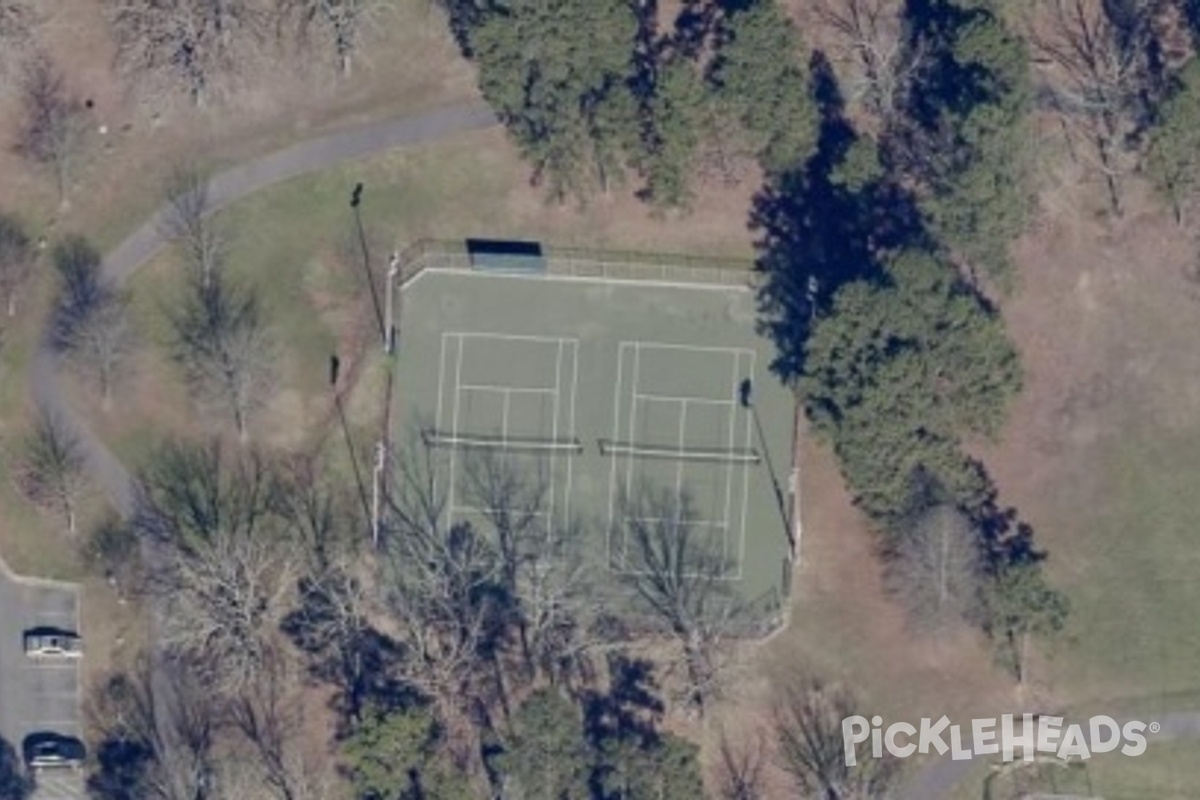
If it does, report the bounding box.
[735,350,757,581]
[674,399,688,533]
[626,515,729,528]
[629,341,749,356]
[607,343,628,568]
[453,330,569,346]
[501,388,511,445]
[722,351,740,572]
[452,505,551,518]
[448,335,465,531]
[547,339,563,534]
[434,334,451,507]
[412,267,753,294]
[621,342,643,570]
[564,340,579,528]
[459,383,557,395]
[633,392,735,407]
[435,335,449,435]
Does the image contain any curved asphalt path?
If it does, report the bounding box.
[25,98,1200,799]
[29,101,499,519]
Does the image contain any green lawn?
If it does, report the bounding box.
[1043,425,1200,714]
[944,741,1200,800]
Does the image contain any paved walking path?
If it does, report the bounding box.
[28,101,499,520]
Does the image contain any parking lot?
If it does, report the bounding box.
[0,561,84,799]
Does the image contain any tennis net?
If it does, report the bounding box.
[598,439,760,464]
[423,430,585,454]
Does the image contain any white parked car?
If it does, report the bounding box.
[23,631,82,659]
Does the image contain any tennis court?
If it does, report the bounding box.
[391,250,797,627]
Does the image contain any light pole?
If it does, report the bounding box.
[385,251,399,355]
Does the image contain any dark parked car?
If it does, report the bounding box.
[22,629,82,659]
[22,733,85,769]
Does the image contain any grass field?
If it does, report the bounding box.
[1041,426,1200,712]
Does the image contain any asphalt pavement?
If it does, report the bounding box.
[0,561,82,798]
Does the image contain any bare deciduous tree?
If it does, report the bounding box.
[156,525,296,693]
[50,235,137,408]
[774,678,898,800]
[1031,0,1163,215]
[138,440,293,694]
[885,503,984,630]
[170,271,276,442]
[13,410,87,535]
[88,652,220,800]
[161,164,227,289]
[618,483,744,715]
[106,0,272,107]
[67,289,136,411]
[275,0,387,76]
[813,0,923,126]
[227,652,336,800]
[15,53,89,202]
[381,436,509,719]
[714,727,768,800]
[0,213,33,317]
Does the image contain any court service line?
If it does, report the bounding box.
[606,342,628,568]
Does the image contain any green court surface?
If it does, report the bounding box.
[391,264,797,630]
